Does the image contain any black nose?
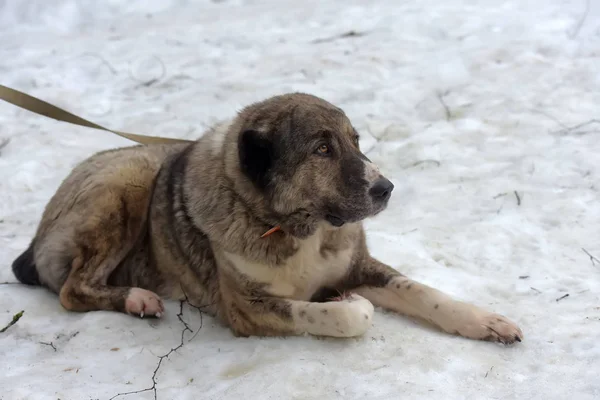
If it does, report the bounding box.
[369,178,394,201]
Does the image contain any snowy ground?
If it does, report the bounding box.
[1,0,599,399]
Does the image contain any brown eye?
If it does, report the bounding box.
[316,144,331,155]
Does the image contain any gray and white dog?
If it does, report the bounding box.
[12,93,523,343]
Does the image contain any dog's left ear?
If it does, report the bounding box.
[238,129,274,190]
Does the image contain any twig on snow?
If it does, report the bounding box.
[553,119,600,136]
[0,281,20,285]
[180,286,215,342]
[77,52,118,75]
[582,248,599,266]
[109,291,213,400]
[569,0,591,39]
[514,190,521,206]
[485,366,494,378]
[311,30,368,44]
[128,55,166,87]
[530,287,542,294]
[40,341,57,352]
[0,310,24,333]
[556,294,569,302]
[109,301,192,400]
[436,90,452,121]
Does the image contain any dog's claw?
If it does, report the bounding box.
[156,312,162,318]
[140,311,144,318]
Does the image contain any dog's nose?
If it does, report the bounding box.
[369,178,394,201]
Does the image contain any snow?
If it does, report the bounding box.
[1,0,599,399]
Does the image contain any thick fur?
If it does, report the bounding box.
[13,93,522,343]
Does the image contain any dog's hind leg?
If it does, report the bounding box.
[54,183,164,318]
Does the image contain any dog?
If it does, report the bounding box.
[12,93,522,343]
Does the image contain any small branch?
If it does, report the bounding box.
[436,90,451,121]
[553,119,600,136]
[569,0,591,39]
[1,310,24,333]
[518,275,529,280]
[582,248,599,266]
[530,287,542,294]
[556,294,569,302]
[485,366,494,378]
[77,52,118,75]
[180,286,214,342]
[109,289,213,400]
[514,190,521,206]
[40,341,57,352]
[109,301,191,400]
[311,30,367,44]
[129,55,166,87]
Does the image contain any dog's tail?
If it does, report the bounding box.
[12,240,41,286]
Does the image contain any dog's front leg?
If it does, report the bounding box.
[223,293,375,338]
[349,257,523,344]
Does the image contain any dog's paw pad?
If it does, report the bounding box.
[125,288,164,318]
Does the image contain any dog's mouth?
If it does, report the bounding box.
[325,214,345,227]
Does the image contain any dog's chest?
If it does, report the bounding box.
[224,232,354,301]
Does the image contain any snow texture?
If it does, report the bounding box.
[1,0,599,399]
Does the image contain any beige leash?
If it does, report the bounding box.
[0,84,192,145]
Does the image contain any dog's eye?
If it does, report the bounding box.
[353,135,360,145]
[316,144,331,155]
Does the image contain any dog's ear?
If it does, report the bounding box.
[238,129,274,190]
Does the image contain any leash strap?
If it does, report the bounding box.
[0,84,191,145]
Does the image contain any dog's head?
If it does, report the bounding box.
[236,93,393,235]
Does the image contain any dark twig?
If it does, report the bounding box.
[109,290,213,400]
[179,286,214,342]
[514,191,521,206]
[77,52,118,75]
[569,0,591,39]
[109,301,191,400]
[311,30,367,44]
[436,90,452,121]
[530,287,542,294]
[128,55,166,87]
[0,281,20,285]
[554,119,600,136]
[556,294,569,302]
[485,366,494,378]
[1,310,24,333]
[518,275,529,280]
[582,248,599,266]
[40,341,57,352]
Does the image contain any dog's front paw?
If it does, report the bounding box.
[458,311,523,345]
[327,293,374,337]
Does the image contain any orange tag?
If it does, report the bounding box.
[260,226,281,238]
